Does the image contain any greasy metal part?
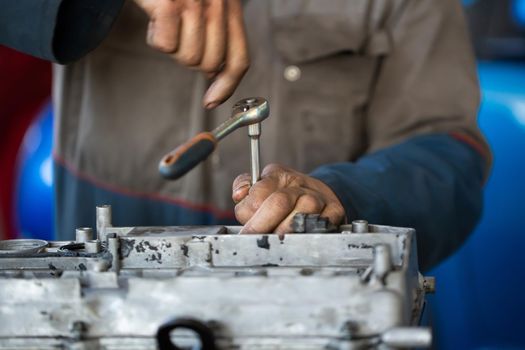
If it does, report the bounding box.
[381,327,432,348]
[85,240,101,254]
[0,207,432,349]
[211,97,269,141]
[0,239,48,255]
[352,220,369,233]
[291,213,338,233]
[75,228,94,243]
[96,205,112,241]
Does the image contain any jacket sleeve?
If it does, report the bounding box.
[0,0,124,63]
[311,134,486,272]
[308,0,491,271]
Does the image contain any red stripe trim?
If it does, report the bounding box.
[449,131,488,160]
[52,152,235,220]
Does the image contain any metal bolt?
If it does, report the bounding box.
[351,220,369,233]
[85,240,101,254]
[75,228,93,243]
[96,205,112,241]
[381,327,432,348]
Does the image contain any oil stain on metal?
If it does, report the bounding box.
[120,239,135,258]
[180,244,189,257]
[256,236,270,249]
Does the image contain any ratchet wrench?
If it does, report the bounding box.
[159,97,270,183]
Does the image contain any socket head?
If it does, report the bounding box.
[231,97,270,127]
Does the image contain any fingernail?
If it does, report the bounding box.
[206,102,219,109]
[204,81,221,106]
[147,21,155,46]
[239,226,252,234]
[233,183,250,193]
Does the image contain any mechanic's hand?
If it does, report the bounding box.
[134,0,249,109]
[232,164,346,235]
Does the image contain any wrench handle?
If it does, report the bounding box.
[159,132,217,180]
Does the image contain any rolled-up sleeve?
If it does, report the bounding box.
[0,0,124,63]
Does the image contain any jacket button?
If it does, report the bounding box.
[284,65,301,82]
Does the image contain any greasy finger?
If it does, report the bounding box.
[234,176,280,224]
[239,175,280,212]
[173,0,205,66]
[203,0,249,108]
[240,188,301,234]
[200,0,226,73]
[232,173,251,203]
[261,163,290,177]
[320,202,346,226]
[147,2,181,53]
[274,193,326,234]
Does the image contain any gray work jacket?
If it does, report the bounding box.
[52,0,488,216]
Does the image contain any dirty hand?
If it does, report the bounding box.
[232,164,346,235]
[134,0,249,109]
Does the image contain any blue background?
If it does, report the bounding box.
[428,62,525,349]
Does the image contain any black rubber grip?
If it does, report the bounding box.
[159,132,217,180]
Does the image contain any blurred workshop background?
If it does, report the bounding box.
[0,0,524,349]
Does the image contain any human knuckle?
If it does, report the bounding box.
[264,163,284,174]
[154,40,178,53]
[248,197,263,212]
[234,203,252,223]
[201,59,223,73]
[302,194,322,211]
[157,2,181,16]
[241,191,261,211]
[184,0,203,10]
[177,52,203,66]
[235,58,250,74]
[268,192,292,211]
[206,0,225,13]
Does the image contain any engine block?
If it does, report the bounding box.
[0,206,434,350]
